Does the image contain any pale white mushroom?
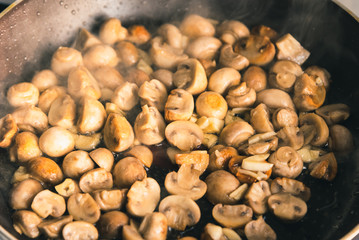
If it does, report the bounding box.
[217,20,250,45]
[62,150,95,179]
[67,193,101,223]
[92,66,124,89]
[77,96,106,134]
[79,168,113,193]
[51,46,83,77]
[219,44,249,71]
[111,82,139,111]
[39,126,74,157]
[31,69,59,92]
[165,88,194,122]
[158,23,188,49]
[212,204,253,228]
[55,178,81,197]
[31,190,66,218]
[165,120,203,151]
[67,66,101,100]
[208,67,241,95]
[138,79,168,112]
[92,189,127,211]
[48,94,76,129]
[83,44,119,70]
[99,18,128,45]
[185,36,222,60]
[276,33,310,65]
[38,86,67,114]
[180,14,215,38]
[62,221,99,240]
[7,82,39,108]
[89,148,114,171]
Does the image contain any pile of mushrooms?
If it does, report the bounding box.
[1,13,353,240]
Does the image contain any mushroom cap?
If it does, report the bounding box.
[55,178,81,197]
[217,20,250,45]
[138,79,168,112]
[115,41,139,67]
[151,69,174,90]
[125,145,153,168]
[89,148,114,171]
[67,193,101,223]
[250,103,274,133]
[31,69,59,92]
[159,195,201,231]
[0,114,17,148]
[242,65,267,92]
[196,91,228,120]
[212,204,253,228]
[315,103,350,126]
[329,124,354,152]
[244,180,271,215]
[180,14,215,38]
[219,120,254,148]
[112,156,147,188]
[13,131,42,163]
[27,156,64,185]
[219,44,249,71]
[208,68,241,95]
[122,224,144,240]
[7,82,39,108]
[38,215,73,238]
[77,96,107,134]
[79,168,113,193]
[226,82,256,108]
[267,193,307,222]
[67,66,101,100]
[272,107,298,130]
[244,216,277,240]
[92,189,127,211]
[12,210,42,238]
[62,221,99,240]
[12,105,49,133]
[165,120,203,151]
[256,88,295,110]
[299,113,329,146]
[97,211,129,239]
[31,189,66,218]
[185,36,222,60]
[139,212,168,240]
[83,44,119,70]
[99,18,127,45]
[39,127,74,157]
[38,86,66,114]
[271,177,311,201]
[111,81,139,111]
[51,46,83,77]
[268,146,303,178]
[10,179,43,210]
[62,150,95,179]
[92,66,124,89]
[48,94,76,129]
[158,23,187,49]
[165,88,194,122]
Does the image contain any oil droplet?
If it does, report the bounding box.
[43,0,47,3]
[64,4,68,9]
[6,58,9,61]
[36,11,41,16]
[22,10,26,14]
[24,56,28,61]
[59,0,64,6]
[8,70,12,73]
[71,10,76,15]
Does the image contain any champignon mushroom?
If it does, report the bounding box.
[72,28,102,51]
[38,86,67,114]
[83,44,119,70]
[139,212,168,240]
[208,145,238,172]
[299,113,329,146]
[125,145,153,168]
[79,168,113,193]
[158,23,188,49]
[92,189,127,211]
[92,66,124,89]
[276,33,310,65]
[89,148,114,171]
[268,146,303,178]
[268,60,303,92]
[126,24,151,45]
[212,204,253,228]
[208,67,241,95]
[138,79,168,112]
[48,94,76,129]
[27,157,63,185]
[251,24,278,41]
[241,66,267,92]
[115,41,139,67]
[277,126,304,150]
[329,124,354,152]
[226,82,256,108]
[175,150,210,174]
[113,157,147,188]
[239,133,278,156]
[0,114,17,148]
[244,216,277,240]
[97,211,129,239]
[111,81,139,112]
[179,14,215,38]
[271,177,310,201]
[38,215,73,238]
[201,223,242,240]
[256,89,295,110]
[305,65,331,90]
[165,120,203,151]
[173,58,207,95]
[67,66,101,100]
[39,126,74,157]
[196,91,228,119]
[272,107,298,130]
[165,88,194,122]
[98,18,127,45]
[55,178,80,197]
[31,190,66,218]
[11,105,48,133]
[12,210,42,238]
[62,221,99,240]
[250,103,274,133]
[51,46,83,77]
[205,170,241,205]
[13,131,42,163]
[10,179,43,210]
[127,177,161,217]
[31,69,59,92]
[151,69,174,90]
[308,152,337,181]
[186,36,222,60]
[122,224,144,240]
[196,116,224,134]
[219,44,249,71]
[67,193,101,223]
[219,120,254,148]
[62,150,94,178]
[77,96,106,134]
[158,195,201,231]
[267,193,307,222]
[217,20,250,45]
[315,103,350,126]
[7,82,39,108]
[244,180,271,215]
[103,113,134,152]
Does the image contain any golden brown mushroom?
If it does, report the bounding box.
[219,120,254,148]
[208,67,241,95]
[308,152,337,181]
[99,18,128,45]
[12,131,42,163]
[97,211,129,239]
[27,156,64,185]
[165,120,203,151]
[0,114,17,148]
[268,146,303,178]
[196,91,228,120]
[112,156,147,188]
[51,46,83,77]
[139,212,168,240]
[242,66,267,92]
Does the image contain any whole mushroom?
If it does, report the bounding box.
[208,67,241,95]
[7,82,39,108]
[31,69,58,92]
[62,221,99,240]
[242,65,267,92]
[179,14,215,38]
[219,120,254,148]
[27,157,64,185]
[62,150,95,179]
[212,204,253,228]
[112,156,147,188]
[196,91,228,120]
[97,211,129,239]
[185,36,222,60]
[99,18,128,45]
[51,46,83,77]
[77,96,106,134]
[111,81,139,111]
[268,146,303,178]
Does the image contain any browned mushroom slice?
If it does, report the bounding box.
[234,35,275,66]
[256,89,295,110]
[0,114,17,148]
[165,164,207,200]
[127,25,151,45]
[62,150,94,179]
[329,124,354,152]
[113,156,147,188]
[196,91,228,120]
[309,152,337,181]
[73,28,102,51]
[275,33,310,65]
[242,66,267,92]
[165,120,203,151]
[38,215,73,238]
[125,145,153,168]
[103,113,134,152]
[267,193,307,222]
[127,178,161,217]
[251,25,278,41]
[268,60,303,92]
[89,148,114,171]
[179,14,215,38]
[62,221,99,240]
[10,179,43,210]
[67,66,101,100]
[212,204,253,228]
[208,145,238,172]
[165,89,194,122]
[271,177,311,201]
[315,103,350,126]
[268,146,303,178]
[55,178,81,197]
[217,20,250,45]
[208,67,241,95]
[244,215,277,240]
[175,150,210,174]
[219,121,254,148]
[12,210,42,238]
[158,195,201,231]
[226,82,256,108]
[250,103,274,133]
[12,105,48,134]
[79,168,113,193]
[219,44,249,71]
[31,190,66,218]
[305,65,331,90]
[299,113,329,146]
[139,212,168,240]
[272,107,298,131]
[277,126,304,150]
[245,180,271,215]
[92,189,127,211]
[13,131,42,163]
[77,96,106,134]
[27,157,64,185]
[67,193,101,223]
[51,46,83,77]
[293,73,326,111]
[97,211,129,239]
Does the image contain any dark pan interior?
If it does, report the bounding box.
[0,0,359,239]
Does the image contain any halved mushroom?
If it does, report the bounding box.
[115,41,139,67]
[27,157,64,185]
[242,66,267,92]
[239,133,278,156]
[79,168,113,193]
[127,177,161,217]
[208,145,238,172]
[244,180,271,215]
[98,18,127,45]
[11,105,48,133]
[139,212,168,240]
[208,67,241,95]
[158,23,188,49]
[256,89,295,110]
[0,114,17,148]
[72,133,101,151]
[67,193,101,223]
[111,81,139,112]
[12,210,42,238]
[226,82,256,108]
[219,44,249,71]
[212,204,253,228]
[308,152,337,181]
[62,221,99,240]
[126,24,151,45]
[48,94,76,129]
[113,157,147,188]
[158,195,201,231]
[103,113,134,152]
[219,120,254,148]
[268,60,303,92]
[315,103,350,126]
[72,28,101,51]
[13,131,42,163]
[250,103,274,133]
[38,215,73,238]
[55,178,80,197]
[175,150,210,174]
[329,124,354,152]
[165,88,194,122]
[31,69,59,92]
[51,46,83,77]
[179,14,215,38]
[92,189,127,211]
[271,177,310,202]
[196,116,224,134]
[196,91,228,120]
[89,148,114,171]
[165,164,207,200]
[251,25,278,41]
[234,35,275,66]
[31,190,66,218]
[151,69,174,91]
[276,33,310,65]
[125,145,153,168]
[244,216,277,240]
[77,96,106,134]
[92,66,124,89]
[299,113,329,146]
[165,120,203,151]
[224,107,250,125]
[83,44,119,70]
[138,79,168,112]
[125,68,150,88]
[97,211,129,239]
[122,224,144,240]
[272,107,298,130]
[268,146,303,178]
[305,65,331,90]
[10,179,43,210]
[38,86,67,114]
[62,150,94,179]
[293,73,326,111]
[173,58,207,95]
[217,20,250,45]
[277,126,304,150]
[186,36,222,60]
[201,223,242,240]
[67,66,101,100]
[205,170,241,205]
[268,193,307,222]
[7,82,39,108]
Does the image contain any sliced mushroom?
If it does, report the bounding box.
[173,58,207,95]
[38,215,73,238]
[48,94,76,129]
[31,190,66,218]
[200,223,228,240]
[72,132,102,151]
[217,20,250,45]
[62,221,99,240]
[299,113,329,146]
[165,120,203,151]
[308,152,337,181]
[226,82,256,108]
[38,86,67,114]
[55,178,80,197]
[67,66,101,100]
[126,24,151,45]
[196,91,228,120]
[272,107,298,130]
[244,180,271,215]
[97,211,129,239]
[305,65,331,90]
[27,157,64,185]
[256,89,295,110]
[51,46,83,77]
[212,204,253,228]
[72,28,102,51]
[67,193,101,223]
[10,179,43,210]
[244,216,277,240]
[277,126,304,150]
[268,60,303,92]
[250,103,274,133]
[276,33,310,65]
[315,103,350,126]
[179,14,215,38]
[127,177,161,217]
[92,189,127,211]
[208,67,241,95]
[271,177,310,201]
[138,79,168,112]
[208,145,238,172]
[158,195,201,231]
[268,146,303,178]
[113,156,147,188]
[329,124,354,152]
[83,44,119,70]
[151,69,174,91]
[165,88,194,122]
[115,41,139,67]
[79,168,113,193]
[89,148,114,171]
[251,24,278,41]
[219,120,254,148]
[31,69,59,92]
[219,44,249,71]
[111,81,139,112]
[7,82,39,108]
[175,150,210,174]
[12,210,42,238]
[139,212,168,240]
[62,150,94,178]
[103,113,134,152]
[158,23,188,49]
[0,114,17,148]
[186,36,222,60]
[268,193,307,222]
[12,105,48,133]
[13,131,42,163]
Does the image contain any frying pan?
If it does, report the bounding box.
[0,0,359,239]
